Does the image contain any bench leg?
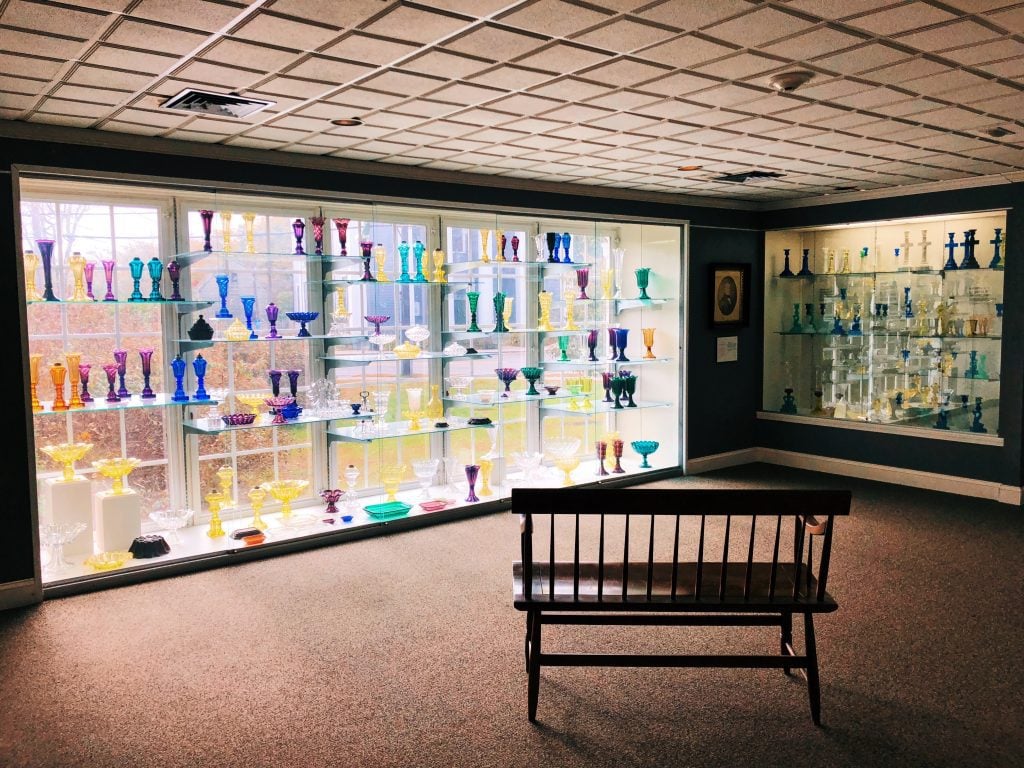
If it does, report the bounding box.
[804,613,822,726]
[527,611,542,722]
[524,610,534,673]
[780,612,793,676]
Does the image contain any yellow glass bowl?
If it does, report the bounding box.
[392,342,421,359]
[84,551,134,571]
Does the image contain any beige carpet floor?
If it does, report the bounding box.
[1,464,1022,768]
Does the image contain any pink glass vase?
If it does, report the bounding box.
[333,218,350,256]
[200,210,214,252]
[311,215,325,256]
[139,348,156,399]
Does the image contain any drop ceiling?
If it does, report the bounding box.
[2,0,1024,204]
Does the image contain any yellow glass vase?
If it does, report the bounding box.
[426,384,443,420]
[49,362,69,412]
[69,252,88,301]
[538,291,553,332]
[24,249,42,302]
[642,327,656,359]
[220,211,233,252]
[480,229,491,263]
[29,353,42,412]
[432,248,446,283]
[65,352,84,408]
[479,458,494,497]
[375,244,389,281]
[242,212,256,254]
[381,465,405,502]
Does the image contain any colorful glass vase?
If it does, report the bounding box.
[557,335,571,362]
[139,348,156,399]
[268,369,283,396]
[374,244,389,282]
[601,371,614,402]
[215,274,232,318]
[546,232,559,263]
[170,355,188,402]
[37,239,58,301]
[240,296,257,339]
[69,252,88,301]
[479,458,494,496]
[292,218,305,255]
[101,259,116,301]
[265,302,280,339]
[360,240,374,280]
[78,363,93,403]
[29,354,42,412]
[635,267,651,300]
[102,363,120,403]
[287,369,301,398]
[113,348,130,398]
[615,328,630,362]
[219,211,233,253]
[511,234,520,262]
[596,441,609,476]
[520,367,542,396]
[642,328,655,359]
[128,256,145,302]
[311,214,325,256]
[365,314,390,336]
[199,209,214,252]
[480,229,491,263]
[586,329,599,361]
[561,232,572,263]
[631,440,659,469]
[64,353,84,409]
[242,212,256,254]
[466,292,481,333]
[432,248,446,283]
[497,230,506,261]
[396,240,411,282]
[612,439,625,473]
[413,241,427,282]
[333,218,350,256]
[576,268,589,299]
[623,374,637,407]
[538,291,553,331]
[147,257,164,301]
[610,377,625,409]
[49,362,69,411]
[192,354,210,400]
[166,259,182,301]
[493,292,509,333]
[23,249,41,302]
[465,465,480,503]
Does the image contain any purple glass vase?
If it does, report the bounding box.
[268,369,283,397]
[615,328,630,362]
[311,215,325,256]
[292,218,305,255]
[287,369,301,398]
[360,240,374,281]
[139,348,156,399]
[101,259,116,301]
[577,268,589,299]
[586,329,598,361]
[113,349,130,398]
[36,239,58,301]
[102,364,120,402]
[265,302,280,339]
[596,441,609,476]
[511,234,520,262]
[200,210,214,252]
[601,371,614,402]
[79,364,93,403]
[608,327,619,361]
[465,465,480,503]
[333,218,350,256]
[84,261,96,301]
[166,259,182,301]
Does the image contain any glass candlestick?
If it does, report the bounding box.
[265,302,280,339]
[65,352,84,408]
[396,240,411,282]
[562,295,579,331]
[635,267,651,300]
[205,490,226,538]
[248,486,268,531]
[113,348,130,398]
[23,249,42,301]
[242,212,256,254]
[102,259,116,301]
[199,209,214,252]
[360,240,374,280]
[69,252,88,301]
[465,465,480,502]
[466,292,481,333]
[215,274,232,318]
[311,214,325,256]
[49,362,69,411]
[538,291,553,331]
[333,218,350,255]
[139,348,156,399]
[503,296,514,329]
[511,234,520,262]
[102,364,120,403]
[128,256,145,302]
[374,243,389,281]
[29,354,42,412]
[432,248,446,283]
[291,218,304,255]
[192,354,210,400]
[220,211,233,252]
[601,371,613,403]
[413,240,427,282]
[166,259,182,301]
[78,363,93,403]
[170,355,188,402]
[612,439,625,473]
[147,257,164,301]
[612,248,625,298]
[37,239,58,301]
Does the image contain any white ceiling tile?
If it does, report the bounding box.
[793,78,871,101]
[527,77,609,100]
[685,83,769,108]
[942,81,1021,104]
[225,136,286,149]
[425,82,506,106]
[901,69,994,96]
[268,0,384,28]
[0,75,44,94]
[499,0,611,38]
[448,107,518,126]
[976,58,1024,78]
[2,0,111,37]
[546,123,616,140]
[539,103,610,122]
[759,27,869,60]
[257,76,335,99]
[775,102,850,124]
[412,120,477,138]
[320,33,418,66]
[427,0,515,14]
[897,19,1000,51]
[638,0,752,30]
[509,134,574,150]
[31,113,100,127]
[403,50,493,79]
[132,0,245,32]
[845,2,957,35]
[0,53,63,80]
[36,97,109,118]
[972,93,1024,119]
[583,89,662,110]
[331,86,407,109]
[174,60,263,89]
[179,116,242,134]
[86,45,179,73]
[446,25,549,59]
[633,71,720,97]
[670,107,748,127]
[984,6,1024,35]
[571,18,676,53]
[811,43,910,75]
[232,11,341,50]
[941,37,1024,66]
[66,64,152,91]
[636,34,737,68]
[52,83,128,105]
[830,86,916,109]
[283,56,375,85]
[360,69,447,96]
[268,114,329,132]
[578,57,672,87]
[334,149,389,160]
[106,19,208,55]
[694,53,786,80]
[0,27,86,59]
[299,132,362,149]
[389,98,459,117]
[468,65,553,90]
[361,5,471,45]
[515,43,611,73]
[585,112,662,131]
[469,127,531,142]
[702,7,814,47]
[353,139,418,154]
[103,119,167,136]
[509,116,570,133]
[202,39,302,72]
[0,92,35,111]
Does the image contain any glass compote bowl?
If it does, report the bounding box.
[236,393,268,414]
[512,451,544,485]
[520,367,543,396]
[320,488,343,515]
[261,479,309,520]
[84,550,134,571]
[405,324,430,349]
[285,311,319,338]
[93,457,141,494]
[546,438,581,487]
[381,464,405,502]
[41,441,93,482]
[369,332,396,356]
[149,508,193,543]
[365,314,391,335]
[39,522,86,574]
[495,367,519,397]
[411,458,439,500]
[448,375,471,398]
[631,440,659,469]
[265,395,296,425]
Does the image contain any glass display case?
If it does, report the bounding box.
[22,179,682,588]
[763,210,1005,436]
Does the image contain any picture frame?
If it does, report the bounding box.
[709,263,750,328]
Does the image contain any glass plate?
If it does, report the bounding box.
[364,501,412,519]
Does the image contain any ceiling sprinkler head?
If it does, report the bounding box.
[768,70,814,93]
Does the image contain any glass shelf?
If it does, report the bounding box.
[446,260,594,274]
[322,351,495,369]
[174,250,362,268]
[182,410,369,435]
[177,333,368,352]
[614,298,668,312]
[538,357,672,368]
[442,390,577,406]
[778,331,1002,341]
[327,420,494,443]
[28,299,214,314]
[539,399,673,415]
[34,392,217,416]
[443,327,598,339]
[778,267,1001,280]
[322,277,474,288]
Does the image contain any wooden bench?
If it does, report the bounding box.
[512,487,850,724]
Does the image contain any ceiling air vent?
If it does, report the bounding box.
[712,170,785,184]
[160,89,274,119]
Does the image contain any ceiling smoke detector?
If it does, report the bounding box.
[768,70,814,93]
[160,88,274,119]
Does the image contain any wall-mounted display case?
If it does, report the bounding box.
[23,179,682,591]
[763,210,1005,439]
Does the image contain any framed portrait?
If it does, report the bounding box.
[709,263,750,328]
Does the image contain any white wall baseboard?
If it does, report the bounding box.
[0,578,41,611]
[685,447,1022,505]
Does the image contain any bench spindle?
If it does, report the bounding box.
[671,514,680,599]
[573,513,580,600]
[792,516,806,601]
[695,515,706,600]
[598,513,605,601]
[816,516,834,602]
[719,515,732,601]
[549,513,555,600]
[623,514,630,600]
[646,514,655,600]
[744,516,756,600]
[768,515,782,601]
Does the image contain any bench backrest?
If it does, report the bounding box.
[513,488,851,604]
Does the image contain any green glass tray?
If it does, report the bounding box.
[364,501,412,519]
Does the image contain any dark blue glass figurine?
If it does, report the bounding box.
[965,350,979,379]
[943,233,959,270]
[797,248,813,276]
[831,313,845,336]
[779,248,794,277]
[546,232,559,263]
[989,228,1003,270]
[561,232,572,263]
[215,274,232,318]
[192,353,210,400]
[971,397,987,433]
[147,257,164,301]
[959,229,980,269]
[170,355,188,402]
[128,256,145,302]
[780,388,797,414]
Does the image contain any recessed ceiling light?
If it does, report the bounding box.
[767,70,814,93]
[984,126,1013,138]
[677,164,703,171]
[331,117,364,127]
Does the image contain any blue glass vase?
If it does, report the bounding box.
[147,257,164,301]
[192,354,210,400]
[397,241,411,282]
[561,232,572,263]
[128,257,145,302]
[241,296,257,339]
[413,240,427,282]
[615,328,629,362]
[215,274,232,318]
[170,355,188,402]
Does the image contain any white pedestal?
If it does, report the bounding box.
[94,490,141,553]
[45,477,93,557]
